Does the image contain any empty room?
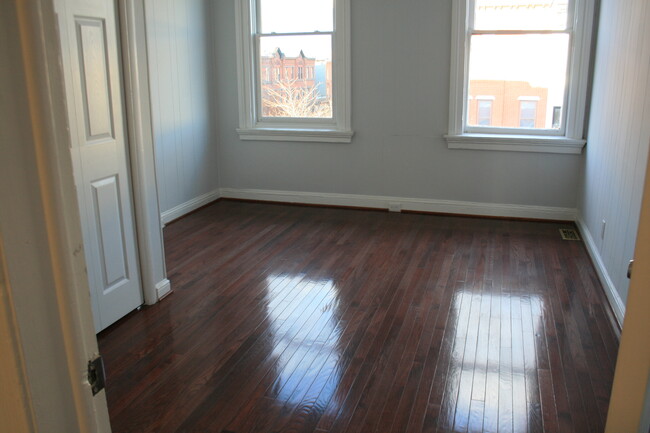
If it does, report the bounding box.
[1,0,649,432]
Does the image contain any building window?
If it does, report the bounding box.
[235,0,353,143]
[445,0,594,153]
[476,99,493,126]
[552,106,562,129]
[519,100,538,128]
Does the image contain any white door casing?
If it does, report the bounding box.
[55,0,143,332]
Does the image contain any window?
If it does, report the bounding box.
[446,0,594,154]
[476,99,493,126]
[519,100,538,128]
[552,106,562,129]
[235,0,353,143]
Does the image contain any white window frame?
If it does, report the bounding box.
[445,0,595,154]
[235,0,353,143]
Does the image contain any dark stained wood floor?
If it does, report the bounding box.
[98,201,620,433]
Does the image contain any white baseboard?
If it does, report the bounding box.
[160,189,221,225]
[155,278,172,300]
[219,187,577,221]
[576,216,625,327]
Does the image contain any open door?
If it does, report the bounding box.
[55,0,143,332]
[605,146,650,432]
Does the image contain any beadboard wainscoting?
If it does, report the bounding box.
[145,0,220,216]
[577,0,650,312]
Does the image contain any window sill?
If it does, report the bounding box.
[237,128,354,143]
[444,133,586,154]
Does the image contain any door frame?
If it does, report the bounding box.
[0,0,166,431]
[1,1,112,430]
[118,0,170,306]
[605,143,650,432]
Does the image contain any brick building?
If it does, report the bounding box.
[468,80,556,129]
[260,48,332,117]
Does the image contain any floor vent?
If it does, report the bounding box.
[560,228,581,241]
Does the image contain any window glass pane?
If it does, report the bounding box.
[519,101,537,127]
[477,100,493,125]
[260,0,333,33]
[467,34,569,129]
[259,35,333,118]
[474,0,569,31]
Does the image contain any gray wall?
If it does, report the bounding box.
[213,0,581,208]
[145,0,219,216]
[578,0,650,307]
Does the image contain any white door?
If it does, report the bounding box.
[55,0,143,332]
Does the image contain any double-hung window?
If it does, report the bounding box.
[445,0,595,154]
[235,0,353,143]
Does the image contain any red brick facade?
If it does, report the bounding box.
[468,80,549,128]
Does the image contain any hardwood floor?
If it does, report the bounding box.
[98,201,619,433]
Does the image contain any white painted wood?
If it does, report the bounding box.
[220,188,577,221]
[119,0,170,306]
[56,0,143,332]
[144,0,220,217]
[0,1,111,430]
[445,134,585,154]
[236,128,354,143]
[155,278,172,300]
[234,0,353,141]
[160,189,221,225]
[447,0,594,146]
[577,0,650,307]
[605,147,650,433]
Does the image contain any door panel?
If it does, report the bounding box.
[56,0,143,332]
[91,175,128,290]
[76,18,114,140]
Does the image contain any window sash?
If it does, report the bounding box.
[461,0,577,137]
[468,0,574,32]
[252,5,336,125]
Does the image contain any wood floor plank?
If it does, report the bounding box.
[96,201,619,433]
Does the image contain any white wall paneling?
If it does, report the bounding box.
[577,0,650,311]
[145,0,220,216]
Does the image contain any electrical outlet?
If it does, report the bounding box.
[601,219,606,239]
[388,202,402,213]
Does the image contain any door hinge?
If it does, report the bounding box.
[88,355,106,396]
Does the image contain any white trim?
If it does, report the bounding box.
[234,0,353,143]
[155,278,172,300]
[236,127,353,143]
[448,0,595,147]
[119,0,169,307]
[576,217,626,327]
[1,1,111,430]
[445,134,586,154]
[220,188,577,221]
[161,189,221,224]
